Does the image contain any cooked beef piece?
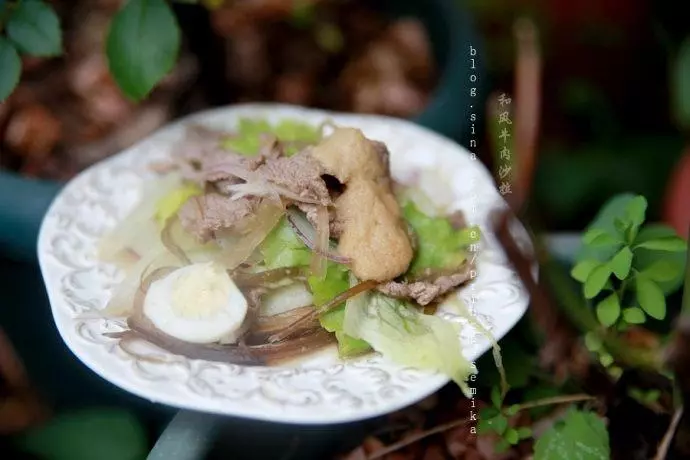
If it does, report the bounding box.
[254,150,331,206]
[178,193,259,242]
[378,264,473,306]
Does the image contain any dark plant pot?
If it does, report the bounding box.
[0,0,484,448]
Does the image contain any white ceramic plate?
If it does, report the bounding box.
[38,104,532,424]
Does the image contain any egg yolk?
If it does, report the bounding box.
[170,262,232,319]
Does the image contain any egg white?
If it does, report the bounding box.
[143,262,248,344]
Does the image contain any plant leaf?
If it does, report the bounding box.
[0,38,21,101]
[639,259,682,282]
[505,428,520,445]
[584,265,611,299]
[587,232,621,248]
[18,408,147,460]
[491,385,503,408]
[636,276,666,320]
[583,228,608,244]
[596,293,620,327]
[106,0,181,101]
[6,0,62,57]
[571,260,601,283]
[633,224,687,295]
[584,332,603,351]
[622,307,646,324]
[609,247,633,280]
[517,426,533,439]
[635,236,687,252]
[533,409,609,460]
[624,195,647,230]
[491,414,509,435]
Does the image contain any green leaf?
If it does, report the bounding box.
[490,414,509,435]
[517,427,533,439]
[582,228,608,244]
[0,37,21,101]
[106,0,181,101]
[584,265,611,299]
[624,196,647,229]
[506,405,520,416]
[595,293,620,327]
[599,352,613,367]
[633,224,687,294]
[505,428,520,445]
[571,260,601,283]
[586,232,620,248]
[491,385,503,408]
[260,217,311,269]
[480,406,500,419]
[609,247,633,280]
[584,332,603,352]
[635,236,687,252]
[401,200,480,274]
[640,259,683,282]
[18,408,147,460]
[636,276,666,320]
[533,409,609,460]
[622,307,646,324]
[576,194,638,264]
[673,35,690,130]
[613,218,631,239]
[6,0,62,57]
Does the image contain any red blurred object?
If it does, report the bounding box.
[663,146,690,239]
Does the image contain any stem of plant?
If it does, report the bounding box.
[511,394,595,412]
[682,224,690,315]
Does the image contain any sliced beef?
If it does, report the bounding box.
[254,150,331,205]
[178,193,259,242]
[377,264,473,306]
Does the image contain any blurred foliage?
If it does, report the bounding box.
[16,408,148,460]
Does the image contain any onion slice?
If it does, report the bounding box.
[213,200,285,270]
[285,207,351,264]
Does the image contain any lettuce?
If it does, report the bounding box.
[308,263,372,357]
[343,290,474,395]
[402,200,481,275]
[259,217,312,269]
[154,182,203,228]
[221,117,321,156]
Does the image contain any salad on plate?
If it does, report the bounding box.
[96,117,483,394]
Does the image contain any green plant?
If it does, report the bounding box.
[0,0,62,101]
[570,195,687,328]
[0,0,191,103]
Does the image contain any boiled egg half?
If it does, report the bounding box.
[143,261,248,344]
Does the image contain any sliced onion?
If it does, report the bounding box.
[231,267,306,289]
[161,216,191,265]
[285,207,351,264]
[97,174,182,269]
[213,200,285,270]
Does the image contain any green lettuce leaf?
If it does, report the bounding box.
[221,117,321,156]
[259,217,312,269]
[154,182,202,227]
[402,200,481,275]
[308,263,372,357]
[343,290,474,395]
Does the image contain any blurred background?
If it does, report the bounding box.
[1,0,689,457]
[2,0,689,234]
